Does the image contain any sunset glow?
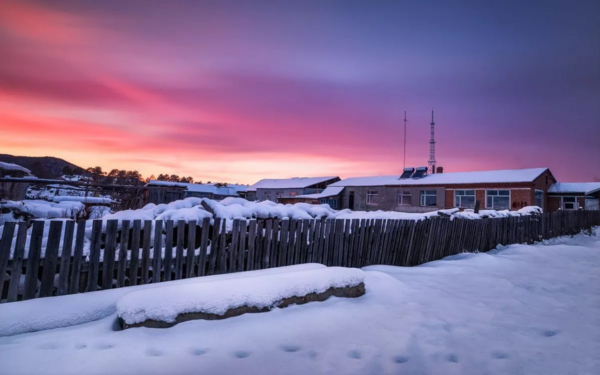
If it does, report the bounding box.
[1,0,599,183]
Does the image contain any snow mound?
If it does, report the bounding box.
[117,267,365,325]
[0,264,326,337]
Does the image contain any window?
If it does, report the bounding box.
[454,190,475,208]
[562,197,577,210]
[397,191,412,206]
[366,190,378,205]
[320,198,338,209]
[535,190,544,209]
[486,190,510,209]
[420,190,437,207]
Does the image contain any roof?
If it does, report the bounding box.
[0,161,31,174]
[247,176,339,192]
[297,186,345,199]
[548,182,600,195]
[146,180,244,197]
[331,168,549,187]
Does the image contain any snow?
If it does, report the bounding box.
[0,200,85,219]
[117,267,365,325]
[146,181,247,196]
[52,196,113,204]
[332,167,549,187]
[548,182,600,195]
[1,230,599,374]
[297,186,345,199]
[0,161,31,174]
[247,176,339,191]
[0,264,325,337]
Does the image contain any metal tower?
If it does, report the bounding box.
[403,111,407,169]
[428,110,436,174]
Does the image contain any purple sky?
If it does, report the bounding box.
[1,0,599,183]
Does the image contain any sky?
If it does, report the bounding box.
[0,0,599,184]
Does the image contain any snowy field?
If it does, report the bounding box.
[0,229,599,375]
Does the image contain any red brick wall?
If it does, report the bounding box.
[548,197,561,211]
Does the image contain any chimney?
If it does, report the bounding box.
[436,166,444,174]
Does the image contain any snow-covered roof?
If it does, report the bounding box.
[548,182,600,195]
[297,186,345,199]
[0,161,31,174]
[247,176,339,192]
[146,180,243,197]
[331,168,549,187]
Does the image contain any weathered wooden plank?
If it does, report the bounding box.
[279,219,289,266]
[23,221,45,300]
[271,219,280,268]
[218,220,227,274]
[299,219,310,265]
[264,220,273,269]
[6,222,28,302]
[197,218,210,276]
[356,219,368,267]
[294,219,303,265]
[207,218,221,276]
[55,220,75,296]
[306,219,316,263]
[238,220,247,272]
[150,220,163,283]
[0,222,17,300]
[228,219,240,272]
[68,221,86,294]
[173,220,185,279]
[313,218,324,265]
[39,221,60,297]
[254,220,264,271]
[129,220,142,286]
[247,220,257,271]
[101,220,118,290]
[116,220,130,288]
[86,220,103,292]
[185,221,196,278]
[140,220,152,284]
[347,219,358,267]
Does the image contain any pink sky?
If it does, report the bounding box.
[1,0,599,183]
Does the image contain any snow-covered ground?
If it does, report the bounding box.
[1,229,598,375]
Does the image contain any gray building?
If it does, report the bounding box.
[145,180,248,204]
[246,176,340,203]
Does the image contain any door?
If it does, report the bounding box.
[349,191,355,210]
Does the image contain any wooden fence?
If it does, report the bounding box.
[1,210,599,304]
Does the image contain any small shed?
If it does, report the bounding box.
[0,162,33,201]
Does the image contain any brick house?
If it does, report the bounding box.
[329,167,558,212]
[246,176,340,203]
[547,182,600,211]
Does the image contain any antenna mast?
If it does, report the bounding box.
[403,111,407,169]
[428,110,436,174]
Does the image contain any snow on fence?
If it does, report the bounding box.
[0,210,599,304]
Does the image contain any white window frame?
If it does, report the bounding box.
[397,191,412,206]
[420,190,437,207]
[561,196,578,210]
[535,189,544,210]
[454,190,476,208]
[486,190,511,210]
[366,190,378,205]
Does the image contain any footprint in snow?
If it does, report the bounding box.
[543,330,559,337]
[95,343,115,350]
[491,351,509,359]
[234,351,251,359]
[393,356,409,364]
[281,345,301,353]
[74,343,87,350]
[446,354,459,363]
[348,350,361,359]
[190,348,208,356]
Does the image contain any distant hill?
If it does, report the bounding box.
[0,154,87,179]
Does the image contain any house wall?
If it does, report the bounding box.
[339,186,445,212]
[256,188,305,202]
